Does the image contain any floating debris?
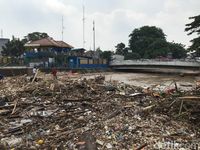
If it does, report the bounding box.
[0,74,199,149]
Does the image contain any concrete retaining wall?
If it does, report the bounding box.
[0,67,32,76]
[110,60,200,67]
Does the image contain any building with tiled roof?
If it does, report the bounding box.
[24,37,74,67]
[25,37,73,49]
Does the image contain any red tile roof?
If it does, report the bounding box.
[25,38,73,48]
[56,41,73,48]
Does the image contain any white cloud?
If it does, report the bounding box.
[85,9,147,50]
[43,0,78,16]
[0,0,199,50]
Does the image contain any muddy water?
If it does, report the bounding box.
[83,72,200,91]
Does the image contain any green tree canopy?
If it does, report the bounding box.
[127,26,187,59]
[94,47,113,61]
[23,32,49,43]
[100,51,113,61]
[168,42,187,59]
[124,52,141,60]
[2,36,25,57]
[129,26,167,58]
[185,15,200,55]
[115,42,127,55]
[144,39,169,58]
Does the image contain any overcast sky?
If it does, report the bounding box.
[0,0,199,50]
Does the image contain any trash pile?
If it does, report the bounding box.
[0,74,200,149]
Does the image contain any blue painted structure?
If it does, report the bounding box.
[25,52,50,58]
[68,56,108,69]
[68,56,79,68]
[79,64,107,68]
[51,47,71,53]
[25,47,71,58]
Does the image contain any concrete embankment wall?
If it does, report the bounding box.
[0,67,111,76]
[110,60,200,67]
[0,67,32,76]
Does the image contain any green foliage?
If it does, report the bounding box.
[185,15,200,35]
[115,43,126,55]
[124,52,141,60]
[129,26,166,41]
[168,42,187,59]
[129,26,167,58]
[95,47,102,55]
[100,51,112,61]
[23,32,49,42]
[1,32,51,58]
[2,36,25,57]
[145,39,169,58]
[123,26,186,59]
[185,15,200,55]
[96,47,113,61]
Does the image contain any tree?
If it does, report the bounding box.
[124,52,141,60]
[96,47,113,61]
[115,42,126,55]
[168,42,187,59]
[116,25,186,60]
[100,51,112,61]
[2,36,25,57]
[129,26,167,58]
[144,39,169,58]
[185,15,200,56]
[23,32,49,42]
[96,47,102,53]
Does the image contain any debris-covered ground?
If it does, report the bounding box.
[0,73,200,150]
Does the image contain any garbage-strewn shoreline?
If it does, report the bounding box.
[0,72,200,149]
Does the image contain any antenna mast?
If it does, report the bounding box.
[93,21,96,51]
[82,4,86,49]
[0,29,3,38]
[62,16,64,41]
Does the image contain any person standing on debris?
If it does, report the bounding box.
[51,67,57,80]
[31,66,38,82]
[32,66,37,77]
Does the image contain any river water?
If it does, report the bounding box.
[82,72,200,91]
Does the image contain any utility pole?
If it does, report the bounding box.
[61,16,64,41]
[0,29,3,38]
[93,21,96,51]
[82,4,86,49]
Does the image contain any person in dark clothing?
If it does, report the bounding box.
[51,68,57,80]
[0,74,4,82]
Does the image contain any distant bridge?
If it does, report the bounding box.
[110,59,200,74]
